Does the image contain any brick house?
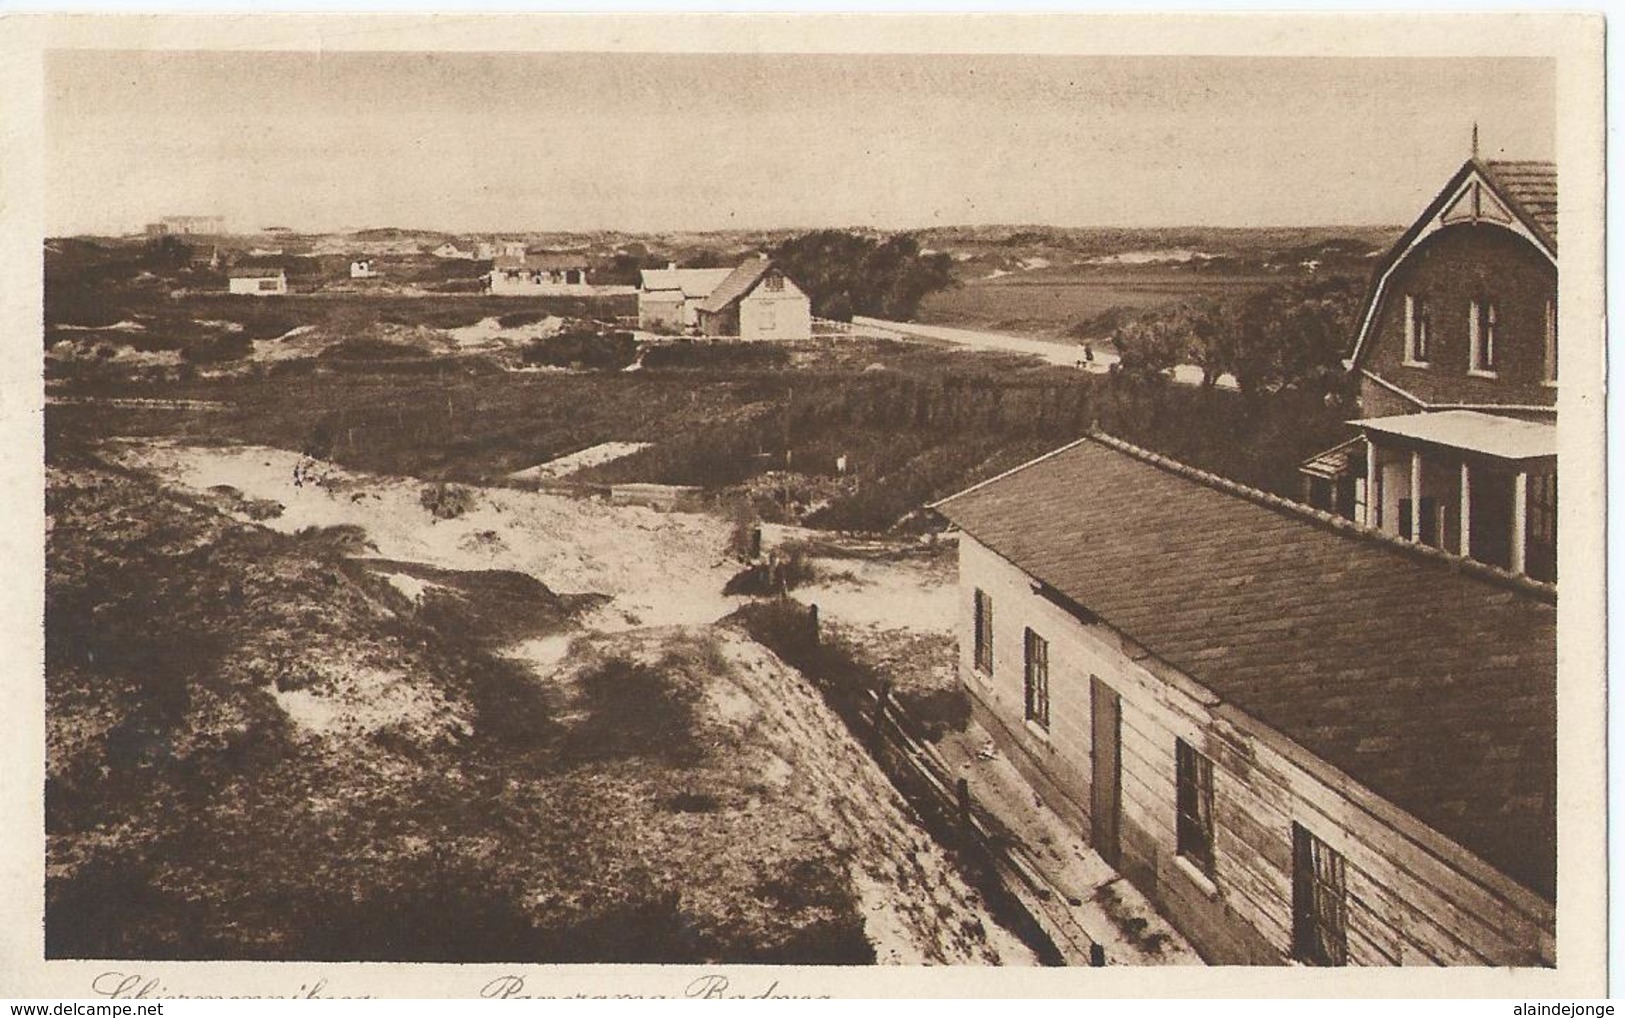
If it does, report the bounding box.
[933,433,1555,966]
[1302,157,1557,582]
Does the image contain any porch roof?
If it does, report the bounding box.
[1355,410,1556,461]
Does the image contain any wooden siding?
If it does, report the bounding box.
[956,534,1555,966]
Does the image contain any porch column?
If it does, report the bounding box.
[1459,461,1472,558]
[1512,470,1529,575]
[1365,438,1379,528]
[1410,450,1423,542]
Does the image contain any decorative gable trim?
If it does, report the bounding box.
[1347,161,1558,372]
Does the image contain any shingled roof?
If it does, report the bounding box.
[1484,160,1557,243]
[934,433,1556,900]
[696,256,774,315]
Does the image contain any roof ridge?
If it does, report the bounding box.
[1082,430,1558,604]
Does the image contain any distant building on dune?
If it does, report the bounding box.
[350,259,380,279]
[227,266,287,296]
[146,215,226,237]
[432,242,474,260]
[1301,153,1557,584]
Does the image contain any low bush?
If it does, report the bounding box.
[522,331,638,371]
[641,341,790,371]
[319,338,424,361]
[420,482,475,520]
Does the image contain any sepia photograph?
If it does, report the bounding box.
[1,11,1607,1000]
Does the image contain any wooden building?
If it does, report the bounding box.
[695,257,813,341]
[933,433,1555,966]
[1302,156,1557,582]
[636,266,734,332]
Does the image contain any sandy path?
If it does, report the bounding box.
[853,315,1238,389]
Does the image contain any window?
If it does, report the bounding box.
[257,277,279,292]
[1544,299,1558,383]
[1403,295,1431,363]
[972,589,994,675]
[764,273,785,292]
[1175,740,1215,877]
[759,305,777,331]
[1023,628,1050,730]
[1469,299,1499,374]
[1291,824,1348,966]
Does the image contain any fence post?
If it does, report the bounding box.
[807,603,820,646]
[1089,943,1106,967]
[956,776,971,826]
[874,682,889,729]
[749,525,763,560]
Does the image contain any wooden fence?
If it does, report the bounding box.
[793,601,1107,966]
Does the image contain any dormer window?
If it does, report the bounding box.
[1403,295,1430,364]
[1469,299,1499,375]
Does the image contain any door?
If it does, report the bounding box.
[1468,468,1515,570]
[1090,675,1122,867]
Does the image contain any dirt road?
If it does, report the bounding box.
[851,316,1237,389]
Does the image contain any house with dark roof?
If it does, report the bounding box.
[487,251,592,295]
[695,256,813,341]
[1302,154,1557,582]
[933,433,1555,966]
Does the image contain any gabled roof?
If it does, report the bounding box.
[1484,161,1557,242]
[638,267,733,299]
[227,265,285,278]
[696,256,774,315]
[934,433,1556,901]
[1348,158,1557,372]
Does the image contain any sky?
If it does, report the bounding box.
[45,51,1556,236]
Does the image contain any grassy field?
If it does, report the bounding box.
[914,267,1283,339]
[49,329,1353,532]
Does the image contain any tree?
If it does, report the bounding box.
[770,230,954,322]
[1111,317,1188,384]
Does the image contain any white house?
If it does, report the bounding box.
[487,253,593,295]
[637,265,735,332]
[695,257,813,341]
[227,266,288,296]
[350,259,379,279]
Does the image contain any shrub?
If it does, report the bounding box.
[319,338,423,361]
[640,341,790,371]
[180,332,253,364]
[522,331,638,371]
[420,482,475,520]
